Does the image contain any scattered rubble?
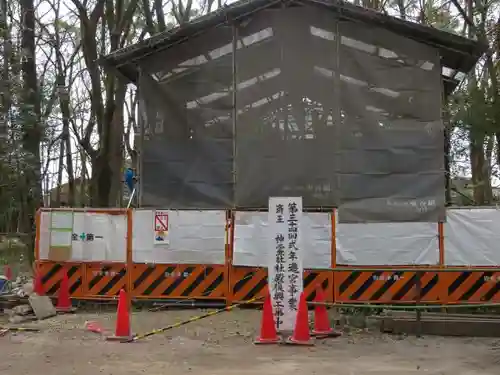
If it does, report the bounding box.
[1,274,56,324]
[0,275,32,297]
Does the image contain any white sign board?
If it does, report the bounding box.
[154,210,170,245]
[71,213,125,262]
[268,197,304,332]
[40,211,126,263]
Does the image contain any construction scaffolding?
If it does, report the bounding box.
[102,0,485,224]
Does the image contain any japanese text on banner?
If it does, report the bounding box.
[268,197,303,332]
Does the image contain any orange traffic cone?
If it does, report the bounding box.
[285,292,314,346]
[106,289,132,342]
[254,289,281,344]
[33,271,44,295]
[312,286,341,338]
[56,272,75,313]
[4,265,12,281]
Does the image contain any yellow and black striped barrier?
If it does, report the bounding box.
[124,296,261,343]
[38,262,83,297]
[0,326,40,332]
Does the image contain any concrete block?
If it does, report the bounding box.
[28,295,56,320]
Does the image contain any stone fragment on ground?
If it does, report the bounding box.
[28,295,56,320]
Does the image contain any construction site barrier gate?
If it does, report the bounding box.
[35,207,500,305]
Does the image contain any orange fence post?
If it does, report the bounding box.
[35,209,41,262]
[438,221,447,305]
[126,209,133,308]
[34,209,42,291]
[226,210,235,304]
[82,263,88,298]
[331,209,337,303]
[224,211,230,305]
[438,221,444,266]
[224,210,229,305]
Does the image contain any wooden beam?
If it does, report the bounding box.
[141,13,275,78]
[309,37,441,92]
[157,40,441,119]
[185,68,441,134]
[161,38,280,102]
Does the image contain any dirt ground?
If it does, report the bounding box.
[0,308,499,375]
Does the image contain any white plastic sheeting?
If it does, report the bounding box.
[38,207,500,267]
[233,211,439,267]
[132,210,226,265]
[38,211,51,259]
[73,213,127,262]
[444,208,500,265]
[336,220,439,265]
[38,211,127,262]
[233,212,332,268]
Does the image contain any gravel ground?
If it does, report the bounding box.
[0,309,499,375]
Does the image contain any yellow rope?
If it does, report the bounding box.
[124,296,261,343]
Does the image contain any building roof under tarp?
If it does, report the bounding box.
[101,0,487,96]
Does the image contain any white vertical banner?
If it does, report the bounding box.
[268,197,304,332]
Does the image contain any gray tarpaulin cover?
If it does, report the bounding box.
[138,4,445,222]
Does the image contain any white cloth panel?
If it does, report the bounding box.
[71,213,127,262]
[38,211,51,260]
[38,211,127,262]
[132,210,226,264]
[444,208,500,265]
[38,208,500,267]
[336,220,439,265]
[233,211,331,268]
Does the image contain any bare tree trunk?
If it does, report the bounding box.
[0,0,11,139]
[154,0,166,30]
[20,0,42,263]
[55,137,65,206]
[170,0,193,24]
[71,0,139,207]
[469,134,486,204]
[395,0,406,19]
